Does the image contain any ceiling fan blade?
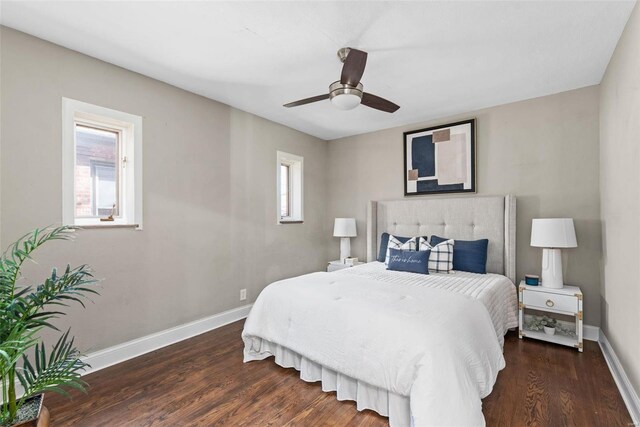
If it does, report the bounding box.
[283,94,329,108]
[361,92,400,113]
[340,48,368,86]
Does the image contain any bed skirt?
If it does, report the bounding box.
[244,337,412,427]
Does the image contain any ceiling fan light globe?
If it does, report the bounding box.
[331,93,361,110]
[329,81,363,111]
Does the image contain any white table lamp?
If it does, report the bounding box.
[530,218,577,289]
[334,218,357,262]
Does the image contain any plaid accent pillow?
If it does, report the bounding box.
[385,235,418,265]
[418,237,455,273]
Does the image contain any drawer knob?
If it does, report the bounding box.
[546,299,555,308]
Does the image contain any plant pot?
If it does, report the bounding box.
[543,326,556,336]
[10,394,50,427]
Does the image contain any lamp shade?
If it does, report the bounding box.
[333,218,357,237]
[530,218,577,248]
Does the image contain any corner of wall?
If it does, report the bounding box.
[598,0,640,404]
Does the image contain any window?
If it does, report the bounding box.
[276,151,303,223]
[280,164,290,218]
[62,98,142,228]
[75,126,119,218]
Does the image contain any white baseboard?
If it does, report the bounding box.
[584,324,600,342]
[83,303,252,374]
[599,331,640,425]
[4,304,252,403]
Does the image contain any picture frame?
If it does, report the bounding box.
[403,118,476,196]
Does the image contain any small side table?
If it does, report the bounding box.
[518,282,583,352]
[327,260,364,272]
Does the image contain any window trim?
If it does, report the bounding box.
[62,98,143,229]
[276,151,303,224]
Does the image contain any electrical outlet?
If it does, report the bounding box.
[240,289,247,301]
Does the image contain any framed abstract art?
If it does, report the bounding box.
[403,119,476,196]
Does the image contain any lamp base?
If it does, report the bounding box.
[339,237,351,262]
[541,248,564,289]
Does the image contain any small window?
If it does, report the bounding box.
[280,164,290,218]
[63,98,142,228]
[75,125,119,218]
[276,151,303,223]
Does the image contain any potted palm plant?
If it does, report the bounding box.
[1,226,99,426]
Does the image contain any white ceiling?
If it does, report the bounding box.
[0,1,635,140]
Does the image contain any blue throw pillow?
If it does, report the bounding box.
[378,233,412,262]
[378,232,429,262]
[387,248,430,275]
[430,235,489,274]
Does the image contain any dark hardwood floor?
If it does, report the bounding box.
[46,320,632,426]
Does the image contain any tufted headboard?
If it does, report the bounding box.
[367,195,516,283]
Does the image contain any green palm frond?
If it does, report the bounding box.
[21,264,99,330]
[28,264,99,307]
[0,226,76,303]
[16,330,90,402]
[0,326,37,373]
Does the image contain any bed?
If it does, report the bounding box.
[242,195,518,426]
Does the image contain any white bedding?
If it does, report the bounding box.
[334,262,518,346]
[242,265,518,426]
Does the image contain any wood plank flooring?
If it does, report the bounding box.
[46,320,631,426]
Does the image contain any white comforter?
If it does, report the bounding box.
[243,266,515,426]
[335,262,518,346]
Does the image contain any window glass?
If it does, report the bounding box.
[280,164,290,217]
[75,125,119,218]
[276,151,303,223]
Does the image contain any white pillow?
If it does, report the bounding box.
[418,237,455,273]
[385,235,418,265]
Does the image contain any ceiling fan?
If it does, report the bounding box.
[284,47,400,113]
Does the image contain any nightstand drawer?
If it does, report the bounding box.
[523,291,578,313]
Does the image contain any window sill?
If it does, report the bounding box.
[279,220,304,225]
[76,223,140,230]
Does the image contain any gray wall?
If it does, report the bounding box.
[0,27,328,353]
[600,2,640,396]
[0,21,621,359]
[327,86,602,325]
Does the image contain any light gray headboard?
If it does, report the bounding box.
[367,195,516,283]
